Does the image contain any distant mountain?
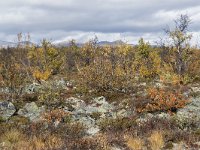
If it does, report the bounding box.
[18,41,35,47]
[54,40,128,47]
[0,39,135,48]
[0,40,17,48]
[54,41,82,47]
[0,40,34,48]
[97,40,125,46]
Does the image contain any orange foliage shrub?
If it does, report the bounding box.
[137,88,189,113]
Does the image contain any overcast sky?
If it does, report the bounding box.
[0,0,200,44]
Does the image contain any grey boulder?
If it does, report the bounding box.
[18,102,45,122]
[175,97,200,129]
[0,101,16,120]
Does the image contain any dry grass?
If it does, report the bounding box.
[14,140,32,150]
[148,130,164,150]
[45,135,64,149]
[17,135,64,150]
[29,136,45,150]
[8,136,45,150]
[0,130,64,150]
[0,129,25,145]
[126,136,144,150]
[95,133,110,150]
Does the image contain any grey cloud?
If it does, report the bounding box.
[0,0,200,43]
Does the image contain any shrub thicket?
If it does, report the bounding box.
[0,14,199,96]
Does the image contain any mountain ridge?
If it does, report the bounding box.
[0,40,34,48]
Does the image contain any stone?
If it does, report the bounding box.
[191,86,200,93]
[174,97,200,129]
[93,96,107,105]
[86,126,100,135]
[23,79,69,94]
[18,102,45,122]
[155,82,163,87]
[138,82,147,86]
[73,115,100,135]
[85,96,114,116]
[65,97,86,111]
[85,106,99,114]
[73,108,86,115]
[172,142,188,150]
[110,146,122,150]
[156,112,171,119]
[75,116,95,127]
[24,83,41,94]
[0,87,10,94]
[56,78,66,88]
[195,141,200,147]
[46,78,71,90]
[0,101,16,120]
[116,109,133,118]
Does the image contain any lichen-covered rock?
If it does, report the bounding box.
[23,83,41,94]
[85,105,107,114]
[65,97,86,111]
[74,116,95,127]
[23,78,70,94]
[85,96,114,116]
[41,78,69,90]
[73,115,99,135]
[0,101,16,120]
[191,85,200,93]
[65,96,115,118]
[93,96,107,104]
[0,87,10,94]
[55,78,72,90]
[110,146,122,150]
[175,97,200,129]
[17,102,45,122]
[171,142,188,150]
[115,109,133,118]
[86,126,100,135]
[64,96,116,135]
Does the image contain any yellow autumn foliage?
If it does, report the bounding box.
[27,39,63,81]
[32,69,51,81]
[135,38,161,79]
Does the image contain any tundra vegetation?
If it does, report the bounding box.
[0,14,200,149]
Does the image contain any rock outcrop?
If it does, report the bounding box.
[0,101,16,120]
[17,102,45,122]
